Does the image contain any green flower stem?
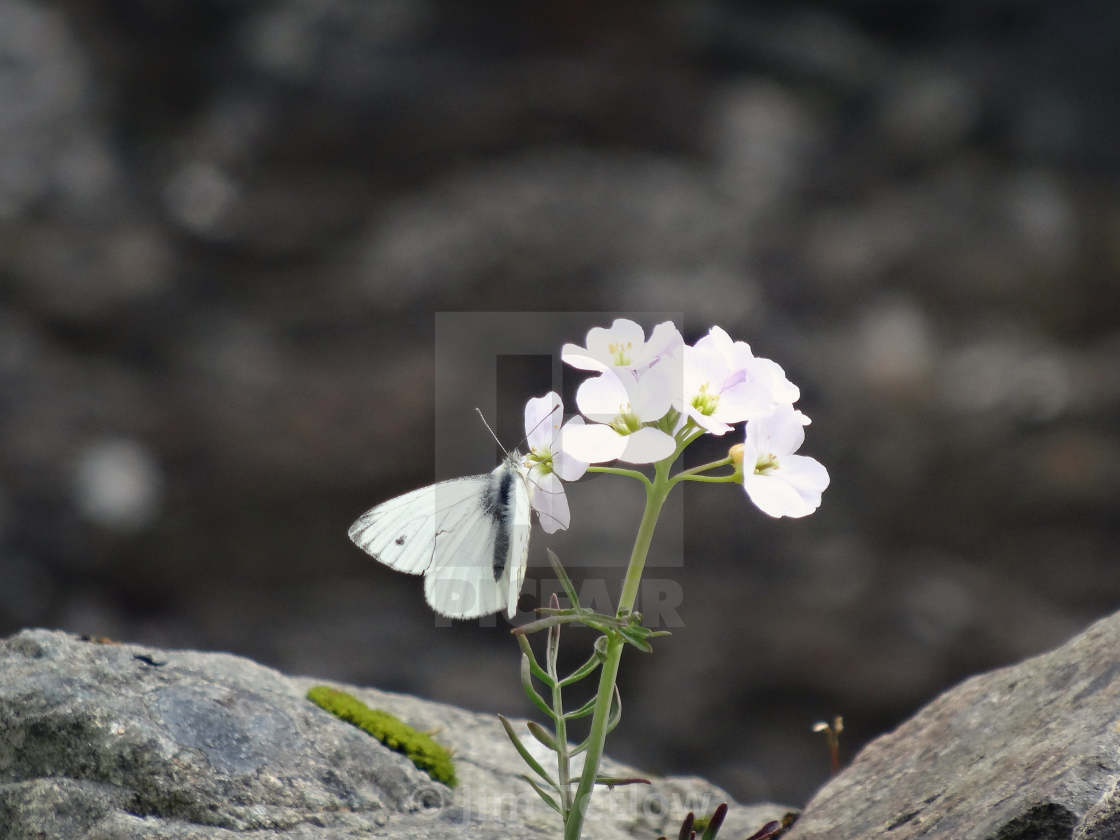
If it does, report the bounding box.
[670,456,733,483]
[586,465,652,488]
[564,460,670,840]
[548,630,572,813]
[674,472,739,484]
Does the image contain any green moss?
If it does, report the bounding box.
[307,685,457,787]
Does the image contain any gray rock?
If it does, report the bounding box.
[0,629,787,839]
[787,611,1120,840]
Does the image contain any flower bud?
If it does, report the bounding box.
[728,443,744,467]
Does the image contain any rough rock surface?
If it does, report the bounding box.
[0,629,786,839]
[787,611,1120,840]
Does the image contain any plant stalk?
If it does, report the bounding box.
[563,462,670,840]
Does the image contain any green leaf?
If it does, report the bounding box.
[558,643,604,687]
[563,694,599,721]
[498,714,557,788]
[526,720,559,751]
[547,548,581,608]
[547,593,562,669]
[520,655,557,720]
[517,635,553,686]
[616,626,654,653]
[605,684,622,734]
[594,775,651,788]
[513,613,582,636]
[519,774,563,816]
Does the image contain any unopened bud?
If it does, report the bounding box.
[729,443,744,467]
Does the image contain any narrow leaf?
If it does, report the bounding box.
[520,774,563,815]
[520,655,557,720]
[594,775,651,788]
[526,720,558,751]
[605,684,622,734]
[513,614,583,636]
[617,626,654,653]
[498,714,557,787]
[701,803,728,840]
[518,635,553,686]
[563,694,599,721]
[547,593,561,668]
[745,821,782,840]
[547,548,581,608]
[559,645,604,687]
[679,811,695,840]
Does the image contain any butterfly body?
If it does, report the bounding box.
[348,453,531,619]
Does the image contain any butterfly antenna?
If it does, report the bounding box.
[475,408,512,460]
[518,402,562,451]
[475,403,563,457]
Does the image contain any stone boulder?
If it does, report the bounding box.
[0,629,786,839]
[787,610,1120,840]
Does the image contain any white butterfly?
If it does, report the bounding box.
[347,452,533,619]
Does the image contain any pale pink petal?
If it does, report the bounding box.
[744,473,817,518]
[524,392,563,451]
[553,417,589,481]
[561,343,610,373]
[713,378,773,424]
[587,318,645,360]
[747,404,806,456]
[694,325,734,357]
[530,470,570,533]
[575,372,630,423]
[687,407,734,436]
[751,357,800,405]
[630,365,675,421]
[780,454,830,496]
[643,321,685,363]
[619,427,676,464]
[560,422,627,464]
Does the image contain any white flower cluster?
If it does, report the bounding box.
[521,318,829,523]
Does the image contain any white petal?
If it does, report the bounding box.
[694,325,732,355]
[630,365,675,421]
[744,473,817,518]
[682,344,727,395]
[687,407,734,436]
[553,417,589,481]
[530,470,570,533]
[561,343,610,373]
[751,357,800,405]
[619,427,676,464]
[643,321,685,364]
[582,319,646,368]
[747,404,806,456]
[575,371,630,423]
[524,392,563,451]
[713,379,773,424]
[780,454,830,496]
[559,422,627,464]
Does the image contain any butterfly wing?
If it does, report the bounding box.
[423,457,532,619]
[503,468,532,618]
[348,475,491,576]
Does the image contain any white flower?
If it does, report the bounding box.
[679,327,800,435]
[522,392,587,534]
[740,403,829,518]
[561,318,684,465]
[561,369,677,464]
[562,318,683,375]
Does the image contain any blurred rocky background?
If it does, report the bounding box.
[1,0,1117,809]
